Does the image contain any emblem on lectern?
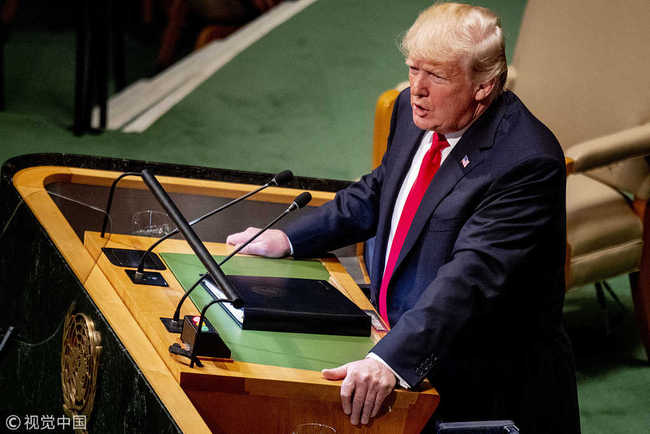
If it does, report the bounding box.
[61,302,102,433]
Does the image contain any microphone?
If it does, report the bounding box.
[162,191,312,333]
[290,192,312,209]
[134,170,293,278]
[270,169,294,186]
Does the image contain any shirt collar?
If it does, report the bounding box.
[439,123,469,143]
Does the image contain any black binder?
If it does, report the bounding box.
[201,275,371,336]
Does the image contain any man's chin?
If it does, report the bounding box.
[412,115,434,131]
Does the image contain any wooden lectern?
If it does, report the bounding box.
[0,155,438,433]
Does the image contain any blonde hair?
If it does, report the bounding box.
[401,2,507,95]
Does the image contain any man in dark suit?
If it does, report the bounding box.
[227,3,580,432]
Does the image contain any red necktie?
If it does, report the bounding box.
[378,132,450,327]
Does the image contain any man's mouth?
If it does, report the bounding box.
[412,103,428,117]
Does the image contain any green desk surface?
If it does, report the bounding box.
[161,253,375,371]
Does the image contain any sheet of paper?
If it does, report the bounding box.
[202,278,244,324]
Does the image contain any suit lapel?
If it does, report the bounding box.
[392,136,485,274]
[390,93,508,282]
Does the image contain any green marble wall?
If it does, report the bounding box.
[0,175,182,433]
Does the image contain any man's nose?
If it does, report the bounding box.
[411,73,427,96]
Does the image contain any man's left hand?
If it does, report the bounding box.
[322,358,396,425]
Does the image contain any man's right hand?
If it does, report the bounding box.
[225,227,291,258]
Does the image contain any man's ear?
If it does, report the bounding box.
[474,78,496,102]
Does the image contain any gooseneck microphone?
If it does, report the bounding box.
[163,191,312,333]
[140,169,243,308]
[101,172,142,238]
[134,170,293,278]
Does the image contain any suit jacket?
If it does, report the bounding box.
[284,90,580,433]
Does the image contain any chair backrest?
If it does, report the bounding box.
[372,89,400,168]
[510,0,650,198]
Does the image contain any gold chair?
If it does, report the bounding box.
[369,0,650,358]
